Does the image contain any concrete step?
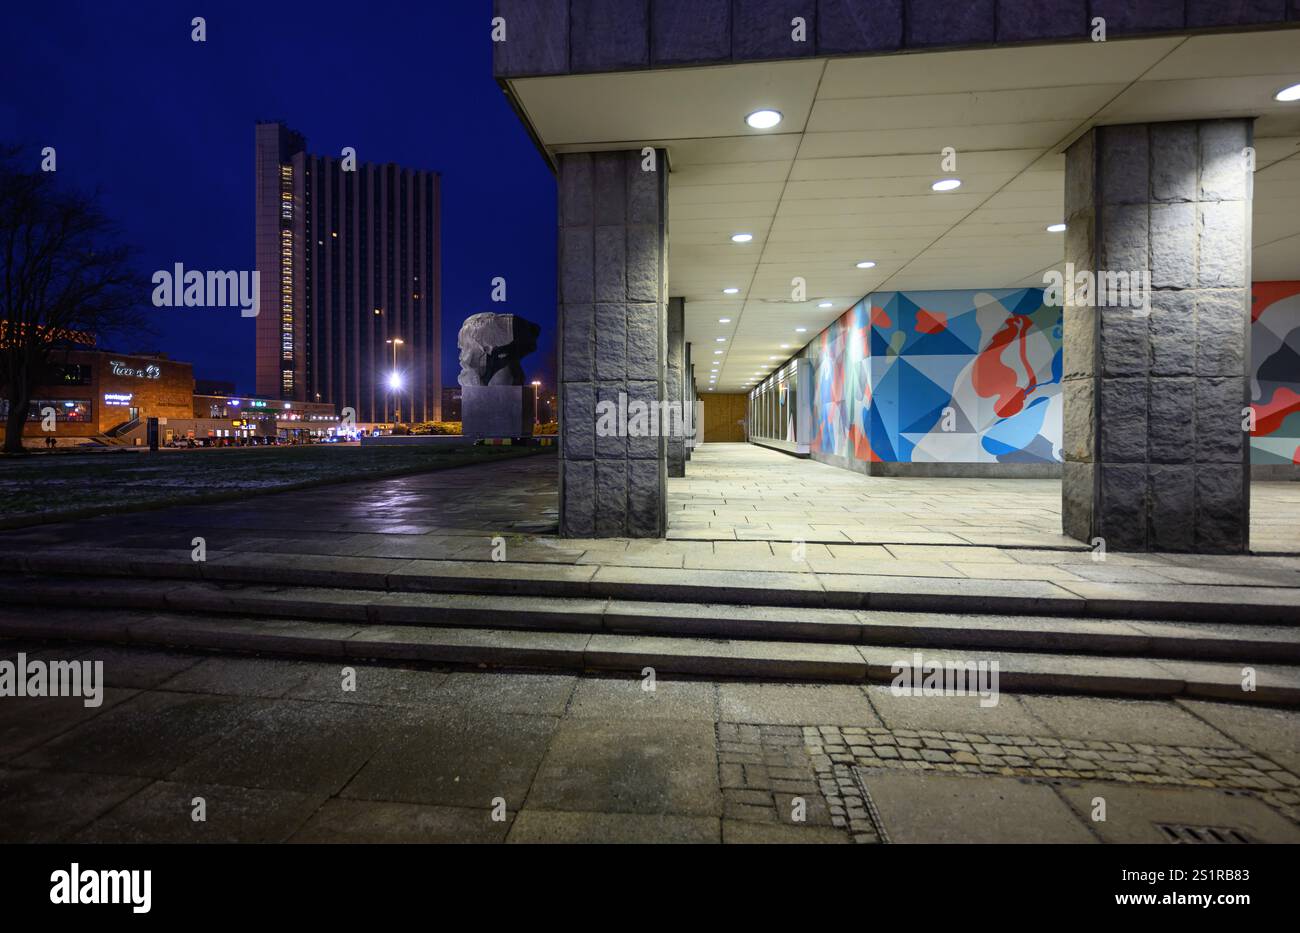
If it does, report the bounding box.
[1,605,1296,704]
[3,546,1299,624]
[1,575,1297,664]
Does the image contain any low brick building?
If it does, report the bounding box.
[0,348,340,447]
[0,348,194,443]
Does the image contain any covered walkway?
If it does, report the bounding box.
[671,444,1300,555]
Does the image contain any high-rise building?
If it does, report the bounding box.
[254,122,441,423]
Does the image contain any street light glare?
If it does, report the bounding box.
[387,372,403,390]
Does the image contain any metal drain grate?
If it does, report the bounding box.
[1155,823,1255,844]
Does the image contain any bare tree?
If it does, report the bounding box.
[0,145,146,453]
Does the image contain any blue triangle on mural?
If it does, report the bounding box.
[906,325,979,357]
[897,358,956,439]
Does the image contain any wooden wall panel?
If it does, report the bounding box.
[701,393,747,442]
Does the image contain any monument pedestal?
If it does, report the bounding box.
[461,385,535,439]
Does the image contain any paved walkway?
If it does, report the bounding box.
[1,445,1297,598]
[2,642,1296,843]
[671,444,1300,554]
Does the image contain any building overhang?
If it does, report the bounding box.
[499,21,1300,391]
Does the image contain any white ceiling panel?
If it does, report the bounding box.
[509,30,1300,390]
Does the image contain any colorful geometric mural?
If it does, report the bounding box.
[1251,281,1300,465]
[809,288,1063,464]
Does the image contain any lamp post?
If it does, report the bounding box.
[530,380,541,425]
[386,337,404,424]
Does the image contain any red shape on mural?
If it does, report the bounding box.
[870,306,891,328]
[1254,387,1300,436]
[972,315,1036,418]
[915,309,947,334]
[1252,281,1300,321]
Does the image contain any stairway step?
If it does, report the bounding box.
[0,575,1296,663]
[1,606,1295,704]
[3,546,1299,624]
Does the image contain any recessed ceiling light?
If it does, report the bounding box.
[932,178,962,191]
[780,344,789,349]
[718,317,731,323]
[745,109,782,129]
[1275,83,1300,102]
[713,350,723,354]
[722,287,740,295]
[730,233,753,243]
[818,301,833,308]
[855,261,876,269]
[716,337,726,342]
[769,355,781,360]
[795,327,807,333]
[1046,223,1067,233]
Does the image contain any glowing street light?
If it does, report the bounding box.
[386,337,405,423]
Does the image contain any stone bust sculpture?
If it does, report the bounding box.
[457,312,540,387]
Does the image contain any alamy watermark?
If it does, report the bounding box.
[595,392,703,444]
[890,652,1000,708]
[0,653,103,707]
[1043,262,1151,316]
[151,263,259,317]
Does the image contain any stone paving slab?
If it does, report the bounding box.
[863,685,1050,735]
[1016,696,1235,747]
[566,677,715,721]
[71,780,328,844]
[857,772,1098,843]
[1054,783,1300,843]
[12,689,268,778]
[526,718,721,817]
[719,683,880,727]
[290,799,510,844]
[507,809,720,844]
[0,767,151,843]
[340,712,557,810]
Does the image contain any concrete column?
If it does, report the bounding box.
[1062,119,1253,553]
[557,149,668,538]
[667,297,686,477]
[684,342,693,461]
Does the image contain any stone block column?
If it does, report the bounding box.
[557,149,668,537]
[1062,119,1253,553]
[667,297,686,477]
[684,342,694,460]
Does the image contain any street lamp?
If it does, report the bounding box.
[531,380,541,425]
[386,338,404,423]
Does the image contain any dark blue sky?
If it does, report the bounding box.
[0,0,557,396]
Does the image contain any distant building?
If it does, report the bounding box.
[441,386,461,422]
[195,378,237,396]
[0,348,339,447]
[254,121,442,423]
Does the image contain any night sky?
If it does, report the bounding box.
[0,0,557,396]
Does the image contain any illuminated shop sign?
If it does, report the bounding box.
[109,360,161,380]
[103,393,134,406]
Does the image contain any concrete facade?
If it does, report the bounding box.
[493,0,1300,77]
[558,149,669,537]
[1062,119,1254,553]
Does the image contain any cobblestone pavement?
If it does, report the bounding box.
[2,643,1297,843]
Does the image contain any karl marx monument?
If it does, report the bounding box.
[457,312,541,439]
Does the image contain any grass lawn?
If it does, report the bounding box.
[0,443,551,526]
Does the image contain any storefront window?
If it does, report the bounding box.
[0,399,93,422]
